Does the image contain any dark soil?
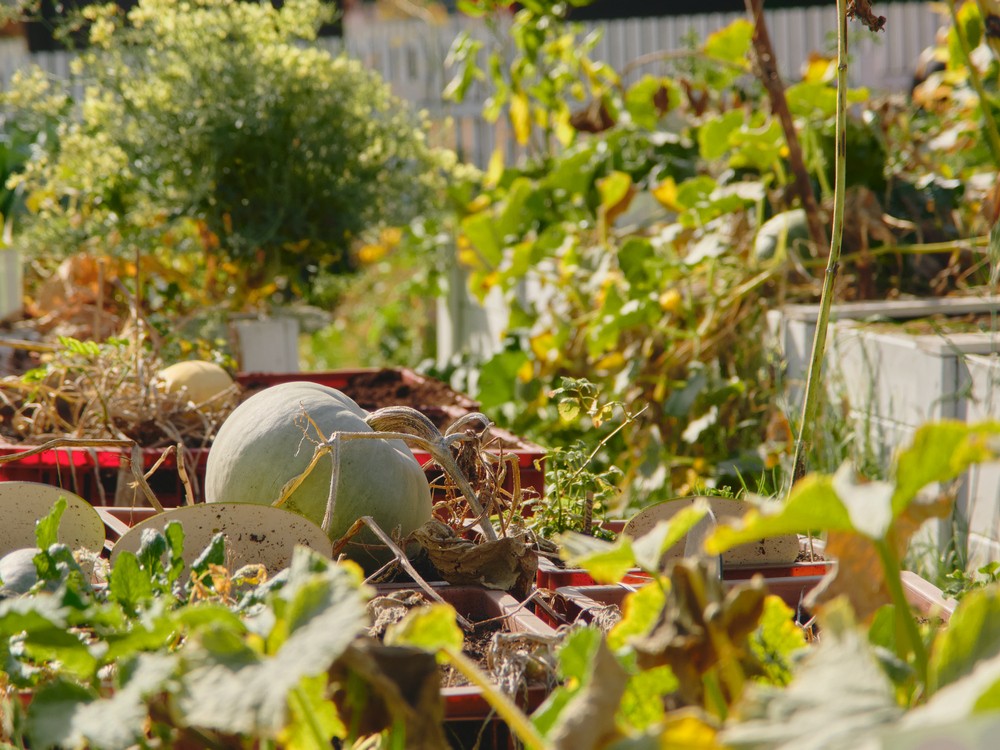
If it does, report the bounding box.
[863,312,1000,337]
[440,622,503,688]
[341,369,478,412]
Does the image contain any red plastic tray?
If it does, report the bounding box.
[1,369,546,508]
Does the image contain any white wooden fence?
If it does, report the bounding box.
[0,3,944,168]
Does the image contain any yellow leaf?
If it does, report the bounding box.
[555,107,576,146]
[802,53,837,83]
[659,288,682,314]
[357,243,387,264]
[595,351,626,371]
[510,92,531,145]
[517,359,534,383]
[457,247,481,269]
[379,226,402,247]
[485,148,505,187]
[652,178,681,211]
[656,709,722,749]
[466,194,491,213]
[530,332,557,361]
[598,171,634,222]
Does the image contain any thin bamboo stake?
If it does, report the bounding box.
[790,0,850,481]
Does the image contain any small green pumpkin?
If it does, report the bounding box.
[204,382,432,567]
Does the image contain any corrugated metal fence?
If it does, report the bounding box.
[0,3,943,167]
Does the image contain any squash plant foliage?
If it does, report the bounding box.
[444,1,998,510]
[495,421,1000,749]
[0,508,378,748]
[1,0,444,311]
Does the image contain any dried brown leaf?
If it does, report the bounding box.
[412,519,537,597]
[548,637,628,750]
[331,638,449,750]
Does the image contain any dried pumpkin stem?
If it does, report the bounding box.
[366,406,500,542]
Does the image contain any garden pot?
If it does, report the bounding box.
[536,498,804,593]
[0,442,208,508]
[230,315,301,373]
[549,567,954,629]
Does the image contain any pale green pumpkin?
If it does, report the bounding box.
[204,382,432,567]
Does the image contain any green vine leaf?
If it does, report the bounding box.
[175,555,367,736]
[929,585,1000,694]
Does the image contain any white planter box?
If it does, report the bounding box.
[960,353,1000,569]
[0,249,22,321]
[771,295,1000,565]
[232,316,301,373]
[772,296,1000,444]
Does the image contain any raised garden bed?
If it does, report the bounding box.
[548,568,954,629]
[771,296,1000,565]
[0,368,546,508]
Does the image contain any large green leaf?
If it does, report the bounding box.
[176,557,367,736]
[702,19,753,66]
[108,552,154,615]
[749,596,808,686]
[534,628,628,749]
[831,464,894,541]
[929,585,1000,694]
[34,497,66,550]
[630,503,710,572]
[0,591,70,637]
[557,531,636,584]
[722,601,903,749]
[608,583,667,652]
[698,110,744,161]
[624,76,680,130]
[27,654,177,750]
[892,421,1000,516]
[460,211,503,270]
[533,627,603,735]
[706,474,854,553]
[384,603,464,659]
[22,627,99,681]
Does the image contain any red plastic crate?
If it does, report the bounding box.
[0,441,210,508]
[1,369,546,508]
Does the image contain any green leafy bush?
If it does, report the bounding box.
[3,0,444,309]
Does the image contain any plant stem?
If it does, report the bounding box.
[875,538,929,686]
[949,0,1000,167]
[289,685,329,748]
[800,235,990,267]
[444,647,546,750]
[790,0,849,481]
[744,0,828,253]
